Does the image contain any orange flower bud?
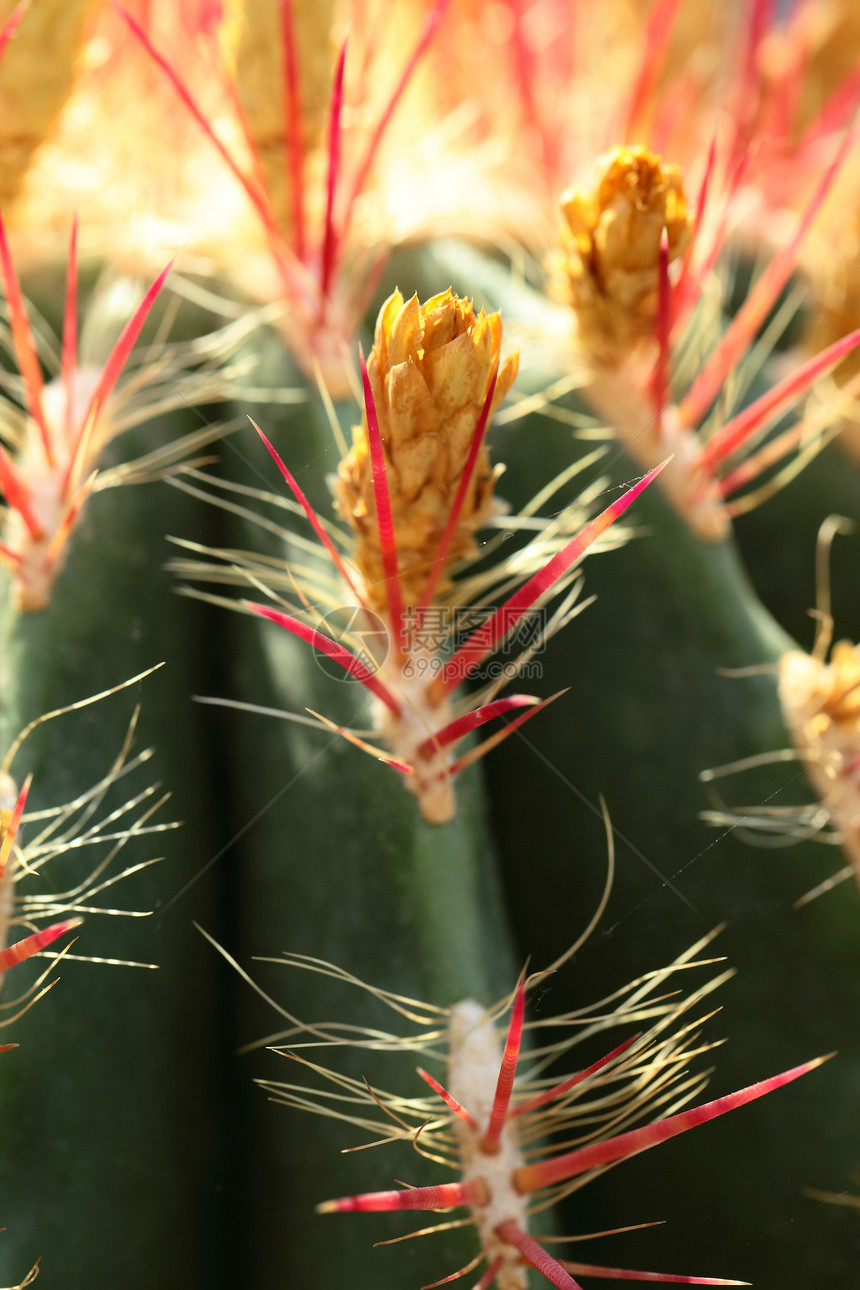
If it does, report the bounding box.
[335,288,518,611]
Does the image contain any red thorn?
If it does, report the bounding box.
[254,420,370,611]
[417,1067,479,1131]
[61,215,79,441]
[651,231,671,430]
[0,917,82,972]
[65,258,173,493]
[0,2,28,59]
[718,402,838,500]
[672,134,718,329]
[416,694,540,761]
[470,1257,503,1290]
[514,1055,831,1195]
[0,540,21,570]
[727,0,775,173]
[0,208,51,464]
[495,1223,584,1289]
[511,1034,640,1120]
[681,121,857,429]
[560,1263,747,1285]
[317,1178,486,1215]
[796,65,860,158]
[449,691,567,775]
[702,326,860,470]
[481,977,526,1153]
[360,351,404,650]
[435,465,665,694]
[279,0,306,260]
[472,1260,503,1290]
[319,38,347,309]
[0,443,44,540]
[247,602,402,715]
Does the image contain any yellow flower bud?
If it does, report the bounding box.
[552,145,691,366]
[0,0,96,209]
[779,641,860,889]
[334,288,518,612]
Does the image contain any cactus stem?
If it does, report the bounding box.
[0,681,175,1002]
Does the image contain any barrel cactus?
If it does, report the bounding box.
[0,3,858,1289]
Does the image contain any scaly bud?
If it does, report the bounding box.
[334,288,519,611]
[0,0,96,209]
[779,641,860,890]
[552,145,692,367]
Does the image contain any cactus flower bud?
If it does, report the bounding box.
[334,288,519,611]
[553,145,691,366]
[779,641,860,890]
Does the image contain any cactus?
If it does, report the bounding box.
[0,3,859,1290]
